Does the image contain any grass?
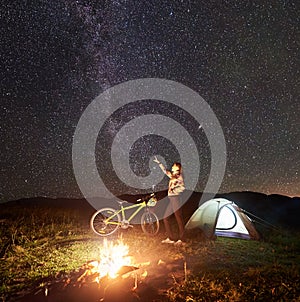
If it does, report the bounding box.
[168,236,300,301]
[0,203,299,301]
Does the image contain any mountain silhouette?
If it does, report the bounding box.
[1,191,299,230]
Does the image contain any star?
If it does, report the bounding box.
[0,1,299,201]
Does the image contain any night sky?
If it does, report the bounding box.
[1,0,299,202]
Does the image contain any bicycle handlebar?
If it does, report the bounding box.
[136,193,155,203]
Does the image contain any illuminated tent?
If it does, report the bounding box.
[185,198,260,240]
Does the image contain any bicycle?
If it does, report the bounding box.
[90,193,160,236]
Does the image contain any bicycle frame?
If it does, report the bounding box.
[106,201,148,225]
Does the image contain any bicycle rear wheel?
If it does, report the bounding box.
[141,211,159,236]
[90,208,121,236]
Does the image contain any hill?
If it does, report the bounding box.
[217,191,300,229]
[1,191,299,230]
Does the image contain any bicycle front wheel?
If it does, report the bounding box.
[141,211,159,236]
[90,208,121,236]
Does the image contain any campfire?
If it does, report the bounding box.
[68,237,154,301]
[77,238,142,284]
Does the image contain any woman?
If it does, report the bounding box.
[154,156,185,245]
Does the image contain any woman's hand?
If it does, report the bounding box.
[153,156,160,164]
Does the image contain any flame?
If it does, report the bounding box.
[77,238,149,287]
[91,238,132,280]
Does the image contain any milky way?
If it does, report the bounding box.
[1,1,299,202]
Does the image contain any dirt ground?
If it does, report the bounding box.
[13,257,186,302]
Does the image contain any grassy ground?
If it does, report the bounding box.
[0,204,299,301]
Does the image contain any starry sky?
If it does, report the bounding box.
[1,0,299,202]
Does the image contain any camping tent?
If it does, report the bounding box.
[185,198,260,240]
